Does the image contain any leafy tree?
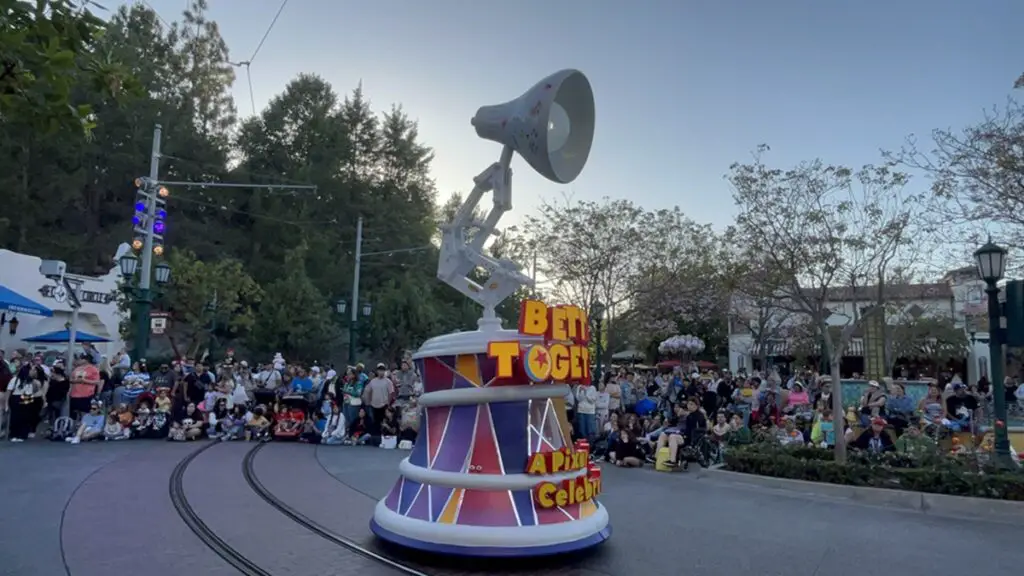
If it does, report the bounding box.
[251,244,339,363]
[0,0,134,134]
[143,249,261,359]
[888,312,969,372]
[728,145,920,462]
[889,80,1024,268]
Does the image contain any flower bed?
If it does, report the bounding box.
[723,444,1024,501]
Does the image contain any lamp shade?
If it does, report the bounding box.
[471,69,595,184]
[119,254,139,277]
[154,262,171,285]
[362,302,372,317]
[592,300,606,319]
[974,238,1008,283]
[336,299,347,314]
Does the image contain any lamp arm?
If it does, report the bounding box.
[437,146,534,324]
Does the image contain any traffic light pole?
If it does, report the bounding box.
[133,124,162,361]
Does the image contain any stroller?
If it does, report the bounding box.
[273,395,308,440]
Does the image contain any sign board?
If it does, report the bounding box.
[39,285,115,305]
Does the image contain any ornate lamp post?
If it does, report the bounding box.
[336,298,372,363]
[592,300,606,385]
[974,237,1012,464]
[119,253,171,361]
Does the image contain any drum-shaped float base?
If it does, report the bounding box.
[370,498,612,558]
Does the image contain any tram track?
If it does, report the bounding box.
[241,442,431,576]
[168,442,273,576]
[169,441,430,576]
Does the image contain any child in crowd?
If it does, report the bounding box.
[711,412,731,444]
[612,429,643,468]
[346,407,371,445]
[117,404,134,428]
[132,398,153,438]
[245,406,271,441]
[155,388,172,414]
[399,399,419,444]
[322,403,347,445]
[206,398,229,438]
[104,412,130,440]
[221,405,248,441]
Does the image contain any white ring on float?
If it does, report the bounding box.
[417,384,569,407]
[398,457,586,490]
[373,498,609,547]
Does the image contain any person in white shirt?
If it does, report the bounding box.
[575,383,598,441]
[595,382,610,431]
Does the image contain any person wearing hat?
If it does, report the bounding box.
[850,416,894,454]
[363,363,395,425]
[857,380,887,427]
[944,382,979,432]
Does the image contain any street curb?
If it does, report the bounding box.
[700,467,1024,522]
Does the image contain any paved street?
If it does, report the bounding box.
[0,441,1021,576]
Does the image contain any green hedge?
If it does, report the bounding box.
[723,445,1024,501]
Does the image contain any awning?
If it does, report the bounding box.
[0,285,53,317]
[751,341,791,357]
[24,329,111,343]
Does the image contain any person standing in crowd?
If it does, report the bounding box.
[364,363,395,424]
[575,380,598,442]
[341,366,364,425]
[8,365,45,442]
[69,355,101,419]
[394,360,419,406]
[44,362,70,426]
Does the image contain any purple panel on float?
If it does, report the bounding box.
[399,479,422,515]
[384,480,402,512]
[453,374,476,389]
[429,485,454,522]
[489,400,529,473]
[431,404,477,472]
[407,488,431,521]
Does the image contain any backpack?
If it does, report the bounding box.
[49,417,75,441]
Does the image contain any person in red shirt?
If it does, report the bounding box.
[69,355,101,418]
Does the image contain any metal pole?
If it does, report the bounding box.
[349,216,363,363]
[61,292,79,418]
[134,124,161,361]
[985,282,1012,463]
[595,317,603,385]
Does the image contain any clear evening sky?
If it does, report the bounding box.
[128,0,1021,230]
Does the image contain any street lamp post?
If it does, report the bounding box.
[592,300,606,385]
[336,298,372,363]
[974,237,1012,465]
[119,254,171,361]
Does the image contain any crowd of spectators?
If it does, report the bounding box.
[568,364,1019,470]
[0,347,422,448]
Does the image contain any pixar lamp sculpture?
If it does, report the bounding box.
[437,69,596,329]
[370,70,608,558]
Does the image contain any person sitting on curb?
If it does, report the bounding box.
[67,400,105,445]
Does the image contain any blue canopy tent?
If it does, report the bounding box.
[0,285,53,317]
[24,329,111,344]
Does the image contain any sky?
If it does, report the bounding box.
[127,0,1022,232]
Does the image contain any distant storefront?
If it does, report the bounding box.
[0,247,127,360]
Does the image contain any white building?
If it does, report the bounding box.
[728,270,990,381]
[0,247,127,360]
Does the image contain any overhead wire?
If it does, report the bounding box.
[230,0,290,116]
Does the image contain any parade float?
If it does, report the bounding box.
[369,69,610,557]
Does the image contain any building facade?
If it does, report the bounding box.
[728,271,991,381]
[0,247,127,360]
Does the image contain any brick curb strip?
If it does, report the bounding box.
[699,467,1024,522]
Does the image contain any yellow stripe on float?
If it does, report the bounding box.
[456,355,482,386]
[439,488,464,524]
